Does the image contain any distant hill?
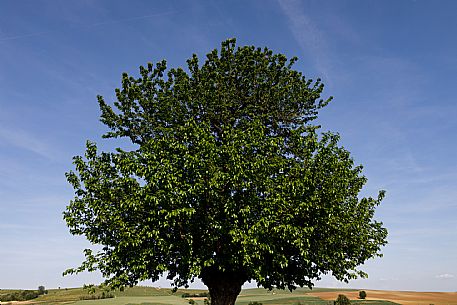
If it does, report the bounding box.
[0,286,455,305]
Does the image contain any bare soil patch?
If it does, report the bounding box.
[308,290,457,305]
[187,297,208,300]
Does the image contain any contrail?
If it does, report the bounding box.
[0,30,52,42]
[0,10,176,43]
[80,10,176,28]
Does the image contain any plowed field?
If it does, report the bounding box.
[308,290,457,305]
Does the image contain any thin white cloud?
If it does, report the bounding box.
[0,10,177,43]
[435,274,455,279]
[277,0,331,79]
[379,277,399,281]
[0,127,54,159]
[0,30,52,43]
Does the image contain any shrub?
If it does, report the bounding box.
[189,299,196,305]
[0,290,39,302]
[248,302,263,305]
[182,292,210,298]
[79,292,114,300]
[359,291,367,299]
[335,294,351,305]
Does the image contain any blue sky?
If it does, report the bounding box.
[0,0,456,292]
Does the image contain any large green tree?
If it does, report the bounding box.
[64,39,387,305]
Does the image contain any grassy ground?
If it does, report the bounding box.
[0,289,22,295]
[74,295,188,305]
[0,287,399,305]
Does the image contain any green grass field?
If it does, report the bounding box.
[0,286,400,305]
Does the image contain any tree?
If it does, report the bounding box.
[38,285,46,295]
[64,39,387,305]
[335,294,351,305]
[359,290,367,299]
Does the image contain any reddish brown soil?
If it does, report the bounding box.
[308,290,457,305]
[187,297,208,300]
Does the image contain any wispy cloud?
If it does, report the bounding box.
[0,127,54,159]
[379,277,400,281]
[435,274,455,279]
[0,10,177,43]
[277,0,331,79]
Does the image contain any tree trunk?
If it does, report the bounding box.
[200,267,246,305]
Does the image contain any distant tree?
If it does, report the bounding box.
[64,39,387,305]
[38,286,46,295]
[335,294,351,305]
[359,291,367,299]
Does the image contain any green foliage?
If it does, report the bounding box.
[335,295,351,305]
[189,299,196,305]
[79,291,115,300]
[359,291,367,299]
[0,290,39,302]
[64,38,387,297]
[38,285,48,295]
[182,292,210,298]
[83,283,97,294]
[248,302,263,305]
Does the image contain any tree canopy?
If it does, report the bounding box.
[64,39,387,305]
